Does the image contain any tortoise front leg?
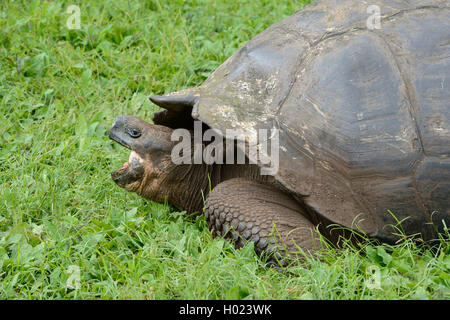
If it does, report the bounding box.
[204,178,322,264]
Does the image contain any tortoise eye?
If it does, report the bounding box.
[126,127,141,138]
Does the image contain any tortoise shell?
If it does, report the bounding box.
[151,0,450,242]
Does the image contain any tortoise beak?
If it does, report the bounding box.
[109,115,132,150]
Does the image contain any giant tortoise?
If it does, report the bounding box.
[109,0,449,259]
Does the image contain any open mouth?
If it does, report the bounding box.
[111,149,145,187]
[116,150,141,171]
[110,131,145,186]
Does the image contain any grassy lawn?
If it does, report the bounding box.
[0,0,449,299]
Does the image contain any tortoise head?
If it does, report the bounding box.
[109,115,176,200]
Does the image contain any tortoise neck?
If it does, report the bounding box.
[164,163,220,213]
[171,163,272,213]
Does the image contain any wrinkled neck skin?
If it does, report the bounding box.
[134,139,270,214]
[165,163,218,213]
[134,157,215,213]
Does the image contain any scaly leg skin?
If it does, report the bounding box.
[204,178,322,265]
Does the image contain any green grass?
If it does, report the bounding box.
[0,0,449,299]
